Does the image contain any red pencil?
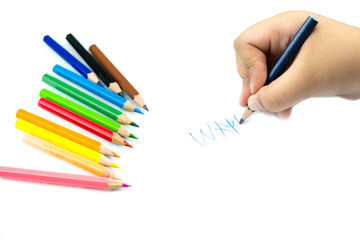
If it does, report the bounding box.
[38,98,132,148]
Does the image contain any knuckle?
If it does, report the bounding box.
[259,91,284,112]
[233,36,245,51]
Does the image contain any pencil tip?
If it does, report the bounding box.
[97,80,108,88]
[129,134,138,140]
[143,105,149,111]
[134,108,144,115]
[118,92,125,98]
[130,122,139,128]
[112,152,120,158]
[124,141,133,148]
[239,119,244,124]
[111,163,121,169]
[122,183,132,188]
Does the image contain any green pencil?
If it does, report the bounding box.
[42,74,138,127]
[39,89,137,139]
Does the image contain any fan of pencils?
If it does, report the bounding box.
[0,34,148,191]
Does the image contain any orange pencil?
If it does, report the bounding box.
[16,109,119,158]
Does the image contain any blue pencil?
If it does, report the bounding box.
[53,64,144,114]
[239,15,318,123]
[43,35,106,88]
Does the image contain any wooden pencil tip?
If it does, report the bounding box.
[239,105,255,124]
[143,105,149,111]
[112,152,120,158]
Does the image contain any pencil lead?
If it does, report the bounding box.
[112,152,120,158]
[111,162,121,169]
[118,92,125,98]
[97,80,108,89]
[129,134,138,140]
[130,122,139,128]
[143,105,149,111]
[239,119,244,124]
[134,108,144,115]
[124,141,133,148]
[122,183,132,188]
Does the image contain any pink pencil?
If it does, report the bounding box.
[0,166,131,190]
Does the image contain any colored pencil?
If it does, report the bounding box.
[23,134,121,180]
[43,35,107,88]
[39,89,137,139]
[66,33,125,98]
[90,44,149,111]
[42,74,138,127]
[38,98,132,148]
[0,166,131,190]
[240,16,318,123]
[53,64,143,114]
[16,109,119,157]
[15,118,120,168]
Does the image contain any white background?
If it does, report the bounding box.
[0,1,359,239]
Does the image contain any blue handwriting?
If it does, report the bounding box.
[189,113,241,146]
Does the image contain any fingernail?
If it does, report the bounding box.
[248,98,264,111]
[250,79,255,94]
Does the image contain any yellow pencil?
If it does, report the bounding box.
[15,119,120,169]
[23,134,121,179]
[16,109,119,157]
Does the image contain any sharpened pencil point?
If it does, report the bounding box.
[112,152,120,158]
[143,105,149,111]
[111,162,121,169]
[122,183,132,188]
[118,92,125,98]
[130,122,139,128]
[124,141,133,148]
[239,119,244,124]
[129,134,138,140]
[97,80,108,89]
[134,108,144,115]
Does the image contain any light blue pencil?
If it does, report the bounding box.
[53,64,143,114]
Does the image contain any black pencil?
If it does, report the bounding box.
[66,33,125,98]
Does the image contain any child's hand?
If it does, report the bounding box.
[234,11,360,118]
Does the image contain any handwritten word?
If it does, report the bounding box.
[189,113,241,146]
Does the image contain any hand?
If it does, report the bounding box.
[234,11,360,118]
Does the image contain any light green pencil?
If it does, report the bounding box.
[42,74,138,128]
[39,88,137,139]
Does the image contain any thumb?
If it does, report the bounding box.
[247,63,313,112]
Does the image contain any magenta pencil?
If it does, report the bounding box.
[0,166,131,190]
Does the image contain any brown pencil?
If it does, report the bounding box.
[89,44,149,111]
[66,34,125,98]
